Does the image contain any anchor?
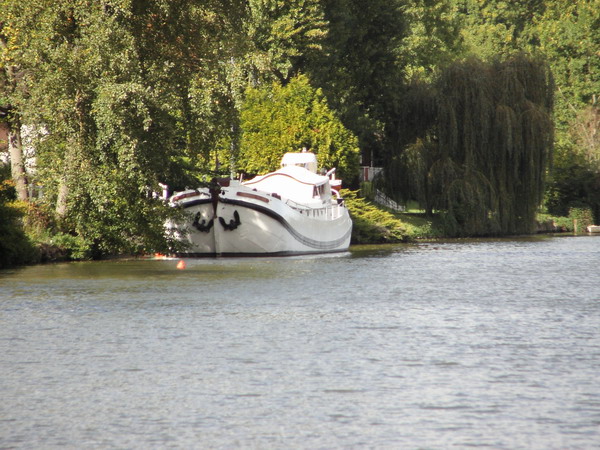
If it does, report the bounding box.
[192,212,214,232]
[219,210,241,231]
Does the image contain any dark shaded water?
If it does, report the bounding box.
[1,236,599,448]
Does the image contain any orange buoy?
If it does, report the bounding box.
[176,260,186,270]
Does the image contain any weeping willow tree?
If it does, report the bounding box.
[384,54,554,236]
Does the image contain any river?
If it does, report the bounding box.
[1,235,599,449]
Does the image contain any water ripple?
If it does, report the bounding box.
[1,236,599,448]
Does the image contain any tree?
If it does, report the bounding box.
[453,0,600,221]
[452,0,546,59]
[397,0,464,81]
[384,54,554,236]
[527,0,599,123]
[244,0,328,85]
[526,0,600,220]
[303,0,464,169]
[198,0,330,177]
[545,145,600,217]
[0,5,28,201]
[309,0,408,165]
[238,73,359,180]
[3,0,249,255]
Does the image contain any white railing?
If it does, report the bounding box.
[287,200,345,220]
[375,190,405,211]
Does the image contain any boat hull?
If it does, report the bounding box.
[168,186,352,256]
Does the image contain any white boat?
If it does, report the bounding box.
[167,152,352,256]
[587,225,600,233]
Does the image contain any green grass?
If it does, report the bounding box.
[342,190,442,244]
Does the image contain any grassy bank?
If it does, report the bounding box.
[343,189,595,244]
[341,190,442,244]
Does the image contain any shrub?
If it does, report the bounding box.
[0,200,40,269]
[569,207,594,233]
[341,189,414,244]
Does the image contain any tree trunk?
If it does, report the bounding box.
[56,139,75,219]
[1,34,29,201]
[55,177,69,218]
[57,91,87,219]
[8,119,29,202]
[56,136,75,218]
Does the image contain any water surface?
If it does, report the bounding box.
[1,236,599,448]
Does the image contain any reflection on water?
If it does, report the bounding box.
[1,235,599,448]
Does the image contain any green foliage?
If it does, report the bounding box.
[450,0,599,234]
[397,212,442,239]
[3,0,599,259]
[527,1,600,193]
[359,181,375,200]
[245,0,328,84]
[385,54,555,236]
[569,207,595,234]
[0,206,40,268]
[453,0,545,59]
[0,179,39,268]
[537,213,574,232]
[342,189,415,244]
[45,232,92,260]
[2,0,246,257]
[544,144,600,221]
[528,2,600,226]
[399,0,464,80]
[239,74,360,179]
[527,1,599,118]
[310,0,410,163]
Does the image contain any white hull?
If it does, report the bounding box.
[168,182,352,256]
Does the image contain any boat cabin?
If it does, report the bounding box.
[243,165,332,205]
[280,151,318,173]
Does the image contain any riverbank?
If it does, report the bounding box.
[341,189,441,244]
[343,189,592,245]
[0,189,593,270]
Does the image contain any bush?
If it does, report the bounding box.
[342,189,414,244]
[569,207,594,234]
[47,233,93,260]
[0,200,40,269]
[240,74,360,181]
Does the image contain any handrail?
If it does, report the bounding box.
[286,200,345,219]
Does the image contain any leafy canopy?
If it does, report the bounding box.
[383,54,555,236]
[238,73,359,180]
